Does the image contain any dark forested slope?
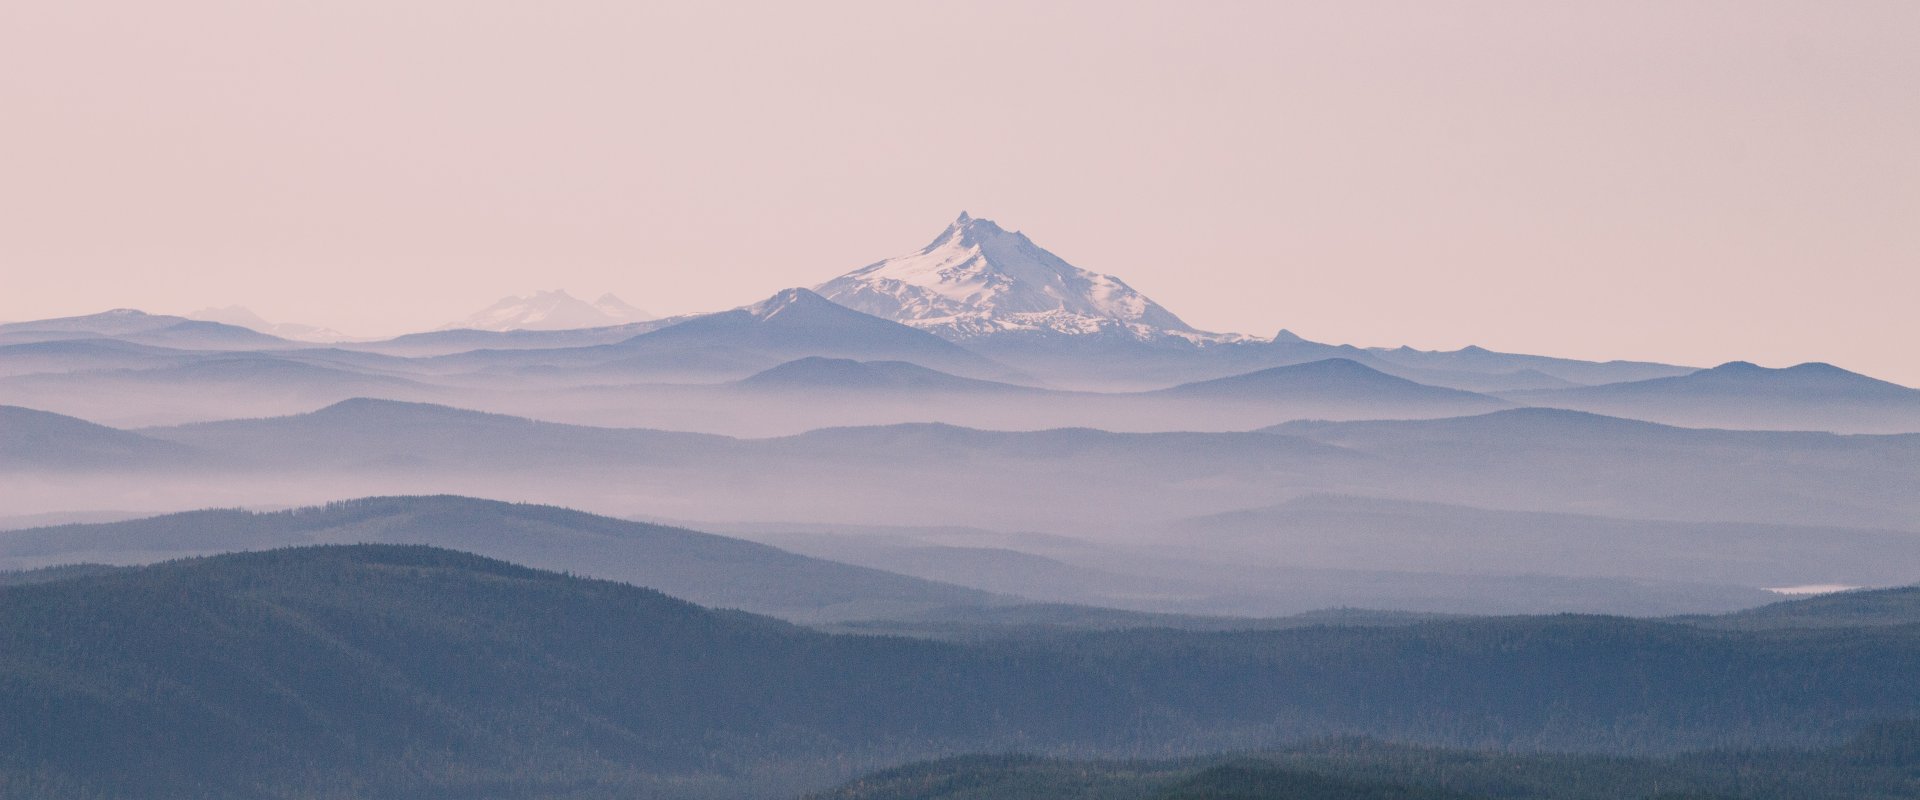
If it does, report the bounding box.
[4,546,1920,798]
[0,546,1089,799]
[809,726,1920,800]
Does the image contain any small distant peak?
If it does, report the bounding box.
[1777,362,1895,384]
[955,210,972,225]
[747,287,833,319]
[1307,357,1372,370]
[1710,360,1764,372]
[310,397,490,420]
[102,308,149,317]
[312,397,405,415]
[764,287,820,304]
[1784,361,1846,373]
[786,355,861,368]
[1249,357,1376,377]
[1457,345,1491,355]
[741,356,868,381]
[1486,406,1650,425]
[1271,329,1306,344]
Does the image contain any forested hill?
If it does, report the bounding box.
[4,545,1920,799]
[809,725,1920,800]
[810,754,1492,800]
[0,495,1000,622]
[1691,585,1920,629]
[0,545,1039,799]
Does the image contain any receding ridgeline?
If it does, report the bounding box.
[805,723,1920,800]
[2,544,1920,798]
[0,496,1003,623]
[1,213,1918,799]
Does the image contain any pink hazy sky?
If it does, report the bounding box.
[2,1,1916,382]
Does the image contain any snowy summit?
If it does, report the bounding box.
[442,290,653,331]
[815,213,1225,342]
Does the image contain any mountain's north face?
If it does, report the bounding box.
[816,213,1225,342]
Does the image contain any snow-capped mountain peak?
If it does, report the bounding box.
[442,290,654,331]
[813,213,1210,341]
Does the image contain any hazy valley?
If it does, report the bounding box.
[3,213,1917,799]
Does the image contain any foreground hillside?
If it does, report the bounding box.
[4,546,1920,798]
[0,546,1057,799]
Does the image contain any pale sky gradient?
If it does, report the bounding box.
[2,1,1916,382]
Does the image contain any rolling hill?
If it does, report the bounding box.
[1506,361,1920,432]
[1157,494,1920,589]
[1693,584,1920,630]
[809,726,1920,800]
[624,288,1017,379]
[139,398,728,469]
[0,405,201,470]
[1365,343,1692,386]
[0,496,995,621]
[0,357,445,426]
[0,309,293,350]
[0,339,200,377]
[1157,358,1510,414]
[5,545,1920,797]
[406,288,1023,385]
[1263,408,1920,530]
[344,321,674,356]
[10,401,1915,549]
[736,357,1037,394]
